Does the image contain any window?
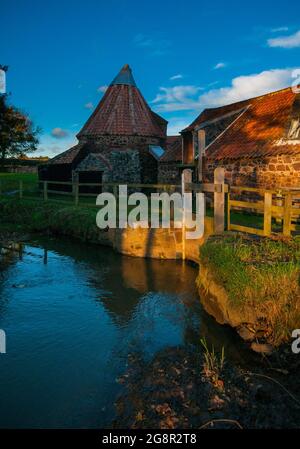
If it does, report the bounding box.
[149,145,165,159]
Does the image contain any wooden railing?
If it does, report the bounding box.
[227,186,300,237]
[1,169,300,237]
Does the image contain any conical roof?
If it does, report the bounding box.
[77,64,167,139]
[110,64,137,86]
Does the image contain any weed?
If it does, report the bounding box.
[200,337,225,388]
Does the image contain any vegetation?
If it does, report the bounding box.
[0,172,38,193]
[0,92,40,163]
[0,198,101,242]
[199,234,300,345]
[200,337,225,389]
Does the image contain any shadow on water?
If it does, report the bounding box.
[0,236,254,428]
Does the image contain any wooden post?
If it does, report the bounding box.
[74,181,79,206]
[43,181,48,201]
[263,192,272,236]
[214,167,225,234]
[275,193,283,225]
[197,129,206,182]
[227,191,231,231]
[283,192,292,236]
[19,180,23,199]
[181,169,193,260]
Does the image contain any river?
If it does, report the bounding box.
[0,236,246,428]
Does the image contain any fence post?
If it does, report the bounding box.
[214,167,225,234]
[43,181,48,201]
[263,192,272,236]
[19,180,23,199]
[283,192,292,236]
[74,181,79,206]
[227,191,231,231]
[181,169,193,260]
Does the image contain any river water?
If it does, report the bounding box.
[0,237,246,428]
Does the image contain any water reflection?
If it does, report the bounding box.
[0,236,250,428]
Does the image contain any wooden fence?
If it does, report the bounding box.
[227,186,300,237]
[1,168,300,237]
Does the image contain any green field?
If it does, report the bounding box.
[0,172,38,194]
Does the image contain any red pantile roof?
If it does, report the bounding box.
[77,64,167,139]
[183,87,300,160]
[207,87,300,160]
[160,136,182,162]
[182,98,250,133]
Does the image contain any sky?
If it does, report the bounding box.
[1,0,300,157]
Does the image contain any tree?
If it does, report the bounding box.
[0,86,40,163]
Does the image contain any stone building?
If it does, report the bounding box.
[39,64,180,187]
[181,86,300,189]
[157,136,182,184]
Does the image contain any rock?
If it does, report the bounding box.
[251,342,274,354]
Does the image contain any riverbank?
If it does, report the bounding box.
[0,197,213,261]
[197,234,300,350]
[112,343,300,429]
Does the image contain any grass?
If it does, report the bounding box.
[198,234,300,345]
[0,198,102,243]
[200,337,225,388]
[0,172,38,182]
[0,172,38,194]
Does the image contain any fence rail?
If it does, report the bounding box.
[228,186,300,237]
[1,171,300,237]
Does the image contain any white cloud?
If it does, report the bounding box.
[151,85,204,112]
[51,127,69,138]
[199,68,297,107]
[268,30,300,48]
[37,132,78,158]
[152,68,299,113]
[170,74,183,80]
[84,102,94,110]
[271,26,289,33]
[97,85,108,93]
[213,62,226,70]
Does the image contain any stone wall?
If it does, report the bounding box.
[108,150,142,184]
[138,148,158,184]
[158,162,181,184]
[204,153,300,189]
[74,149,142,185]
[96,217,214,263]
[80,135,165,151]
[77,135,161,184]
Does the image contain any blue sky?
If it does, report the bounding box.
[1,0,300,157]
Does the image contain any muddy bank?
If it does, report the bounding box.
[112,345,300,429]
[197,234,300,351]
[197,266,273,353]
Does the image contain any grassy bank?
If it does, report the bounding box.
[198,234,300,346]
[0,197,103,243]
